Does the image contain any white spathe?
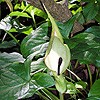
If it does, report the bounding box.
[45,36,70,74]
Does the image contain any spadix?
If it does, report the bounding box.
[45,36,70,75]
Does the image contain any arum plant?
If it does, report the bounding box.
[43,4,71,96]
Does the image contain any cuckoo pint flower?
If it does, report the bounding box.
[45,36,70,75]
[44,4,70,75]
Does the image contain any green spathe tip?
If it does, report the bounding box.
[43,4,63,43]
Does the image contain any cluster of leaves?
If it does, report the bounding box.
[0,0,100,100]
[69,0,100,24]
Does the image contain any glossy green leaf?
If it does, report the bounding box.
[57,15,76,39]
[0,52,25,69]
[31,57,47,73]
[21,23,49,58]
[0,52,48,99]
[33,73,55,88]
[88,79,100,98]
[95,12,100,23]
[0,16,12,31]
[33,8,47,19]
[62,16,76,39]
[9,11,31,18]
[0,52,31,100]
[20,1,26,10]
[85,26,100,38]
[94,2,100,23]
[0,40,16,49]
[14,3,20,10]
[66,26,100,67]
[76,12,85,24]
[87,97,100,100]
[83,2,99,21]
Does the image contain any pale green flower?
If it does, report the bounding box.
[45,35,70,75]
[43,4,70,75]
[43,4,71,93]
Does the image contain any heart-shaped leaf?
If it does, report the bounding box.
[0,52,31,100]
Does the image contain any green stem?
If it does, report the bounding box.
[76,88,86,99]
[65,75,75,82]
[31,81,59,100]
[37,91,50,100]
[31,10,37,28]
[43,88,59,100]
[74,60,79,68]
[95,68,99,80]
[86,64,92,88]
[68,63,73,81]
[67,69,81,81]
[41,89,52,100]
[59,93,64,100]
[6,31,20,45]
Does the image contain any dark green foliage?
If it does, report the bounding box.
[88,79,100,99]
[65,26,100,67]
[0,0,100,100]
[21,23,49,58]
